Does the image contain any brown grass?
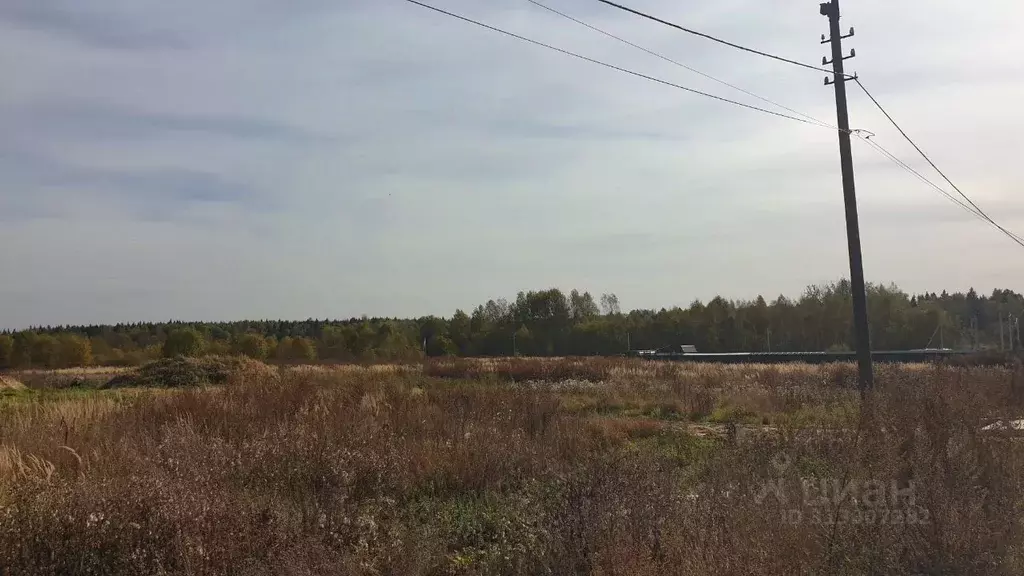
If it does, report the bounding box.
[9,367,127,389]
[1,359,1023,574]
[0,375,25,391]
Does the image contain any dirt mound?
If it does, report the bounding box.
[101,356,277,389]
[225,357,281,385]
[0,375,26,391]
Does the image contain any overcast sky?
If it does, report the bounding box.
[2,0,1022,328]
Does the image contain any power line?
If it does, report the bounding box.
[404,0,1024,250]
[524,0,835,129]
[857,79,1024,248]
[595,0,837,76]
[402,0,824,126]
[854,134,987,220]
[856,134,1024,247]
[855,134,1024,247]
[853,132,984,217]
[592,0,1023,248]
[854,78,1024,248]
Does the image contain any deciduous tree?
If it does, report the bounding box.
[0,334,13,369]
[163,328,205,358]
[235,333,269,360]
[56,334,92,368]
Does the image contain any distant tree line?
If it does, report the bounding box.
[0,282,1021,369]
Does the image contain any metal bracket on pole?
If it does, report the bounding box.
[821,27,854,44]
[823,50,855,66]
[824,72,857,86]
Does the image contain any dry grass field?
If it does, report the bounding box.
[2,357,1023,575]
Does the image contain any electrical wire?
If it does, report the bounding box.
[500,1,1002,232]
[586,0,1024,250]
[854,78,1024,248]
[855,134,1024,247]
[524,0,836,129]
[583,0,1015,234]
[402,0,825,126]
[854,133,986,220]
[405,0,1024,248]
[595,0,839,76]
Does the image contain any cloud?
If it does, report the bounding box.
[0,0,1023,328]
[0,158,260,222]
[0,1,187,50]
[6,100,334,145]
[0,102,328,225]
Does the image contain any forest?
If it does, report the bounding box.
[1,280,1021,369]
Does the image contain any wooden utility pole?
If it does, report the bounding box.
[1012,315,1020,352]
[821,0,873,390]
[1001,315,1006,351]
[1011,313,1019,350]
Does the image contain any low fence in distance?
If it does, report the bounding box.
[626,350,987,365]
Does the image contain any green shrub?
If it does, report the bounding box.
[102,356,259,389]
[274,337,317,363]
[234,333,269,360]
[56,334,92,368]
[162,328,205,358]
[29,335,59,368]
[0,335,12,369]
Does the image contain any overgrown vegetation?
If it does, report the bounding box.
[1,359,1022,574]
[1,281,1022,369]
[101,356,278,389]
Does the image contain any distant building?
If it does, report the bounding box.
[627,345,698,358]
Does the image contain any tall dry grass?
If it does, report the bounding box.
[0,361,1022,574]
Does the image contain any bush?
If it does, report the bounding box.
[4,361,1024,574]
[56,334,92,368]
[234,333,269,360]
[275,337,317,364]
[0,335,12,369]
[102,356,270,389]
[162,328,205,358]
[29,335,58,368]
